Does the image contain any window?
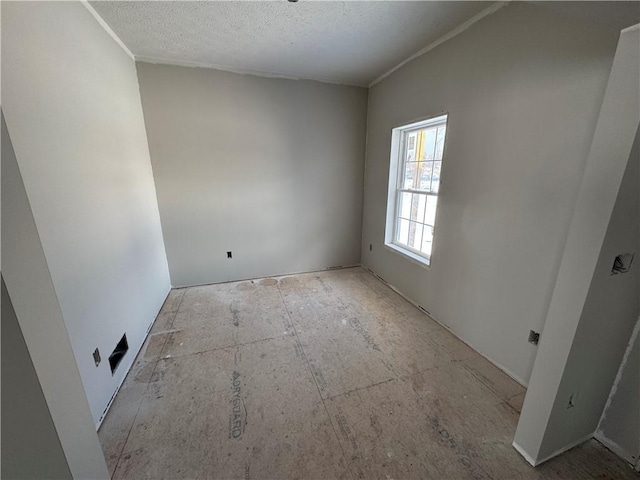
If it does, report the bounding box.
[385,114,448,266]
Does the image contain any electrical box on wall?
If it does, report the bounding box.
[611,252,634,275]
[528,330,540,345]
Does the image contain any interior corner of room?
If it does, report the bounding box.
[1,1,639,479]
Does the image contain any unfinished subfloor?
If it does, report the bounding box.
[99,267,637,479]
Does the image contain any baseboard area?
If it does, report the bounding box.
[594,431,637,466]
[512,441,538,467]
[360,264,528,388]
[95,286,172,430]
[173,263,362,289]
[514,434,594,467]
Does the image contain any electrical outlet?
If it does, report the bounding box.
[93,348,101,367]
[528,330,540,345]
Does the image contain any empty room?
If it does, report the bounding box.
[2,1,639,479]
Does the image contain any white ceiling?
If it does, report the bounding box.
[90,1,495,86]
[90,1,640,87]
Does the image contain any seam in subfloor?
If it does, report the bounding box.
[155,334,289,361]
[324,377,398,402]
[110,288,186,478]
[275,280,352,473]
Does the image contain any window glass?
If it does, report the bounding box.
[386,114,448,265]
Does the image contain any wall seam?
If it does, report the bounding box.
[80,0,134,60]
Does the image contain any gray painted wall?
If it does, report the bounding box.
[598,319,639,465]
[136,62,368,287]
[538,126,639,460]
[1,277,72,480]
[596,128,640,465]
[360,2,619,385]
[2,2,171,425]
[2,112,109,478]
[513,24,639,465]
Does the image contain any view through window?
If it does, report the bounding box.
[387,114,448,264]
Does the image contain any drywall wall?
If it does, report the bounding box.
[595,120,640,464]
[537,125,639,460]
[513,24,639,465]
[597,317,640,464]
[2,1,170,425]
[1,277,72,480]
[2,112,109,478]
[136,62,368,287]
[360,1,620,385]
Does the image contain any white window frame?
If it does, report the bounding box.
[384,113,449,268]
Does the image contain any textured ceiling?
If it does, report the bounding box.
[90,1,494,86]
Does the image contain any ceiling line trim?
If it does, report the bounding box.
[134,55,368,88]
[81,0,134,61]
[368,1,510,88]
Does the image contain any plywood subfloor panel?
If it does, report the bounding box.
[99,267,638,479]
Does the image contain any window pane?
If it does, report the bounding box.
[421,128,437,161]
[408,221,423,249]
[425,195,437,226]
[421,226,434,256]
[431,161,442,193]
[408,194,422,222]
[397,218,410,245]
[389,115,447,264]
[414,161,424,187]
[405,133,418,162]
[399,192,412,219]
[416,193,427,224]
[408,134,415,150]
[435,126,447,160]
[403,162,417,189]
[419,162,433,191]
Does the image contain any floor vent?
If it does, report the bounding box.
[109,333,129,375]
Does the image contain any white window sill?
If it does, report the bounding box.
[384,242,431,269]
